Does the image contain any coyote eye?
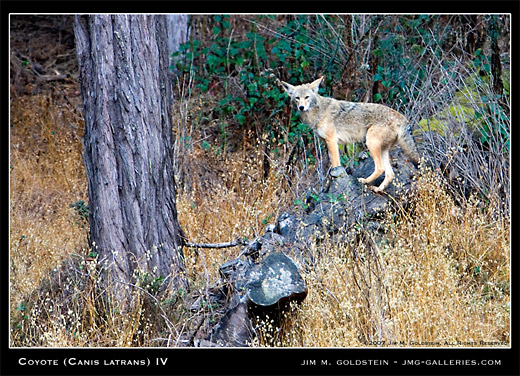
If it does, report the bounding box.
[305,96,309,99]
[295,96,300,100]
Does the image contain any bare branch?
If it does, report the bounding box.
[185,238,246,249]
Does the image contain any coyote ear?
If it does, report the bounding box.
[280,81,295,96]
[309,76,325,92]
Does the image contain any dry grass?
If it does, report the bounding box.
[8,88,298,347]
[179,167,291,285]
[10,78,510,350]
[275,169,510,347]
[9,93,88,316]
[10,14,509,350]
[10,90,510,348]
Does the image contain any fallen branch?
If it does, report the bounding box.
[198,148,419,347]
[38,74,70,82]
[185,238,246,249]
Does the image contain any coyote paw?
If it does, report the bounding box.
[370,185,385,193]
[358,177,368,184]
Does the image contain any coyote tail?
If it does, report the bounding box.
[397,124,420,164]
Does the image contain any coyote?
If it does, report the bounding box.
[281,76,420,192]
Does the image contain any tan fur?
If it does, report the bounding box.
[281,76,420,192]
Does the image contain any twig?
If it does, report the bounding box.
[185,238,246,249]
[38,74,69,82]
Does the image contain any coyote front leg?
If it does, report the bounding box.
[325,137,341,168]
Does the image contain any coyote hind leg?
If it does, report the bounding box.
[358,135,385,187]
[373,148,394,192]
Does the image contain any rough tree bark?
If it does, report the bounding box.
[74,15,189,301]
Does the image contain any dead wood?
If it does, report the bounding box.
[191,148,418,347]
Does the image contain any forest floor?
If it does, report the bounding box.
[9,16,510,348]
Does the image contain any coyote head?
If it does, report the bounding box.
[280,76,324,112]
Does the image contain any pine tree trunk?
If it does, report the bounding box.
[74,15,188,301]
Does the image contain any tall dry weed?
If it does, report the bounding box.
[10,31,510,348]
[10,89,510,348]
[10,93,88,317]
[273,166,510,347]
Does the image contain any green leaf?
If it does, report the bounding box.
[294,199,304,206]
[16,303,26,311]
[373,73,383,81]
[235,113,246,125]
